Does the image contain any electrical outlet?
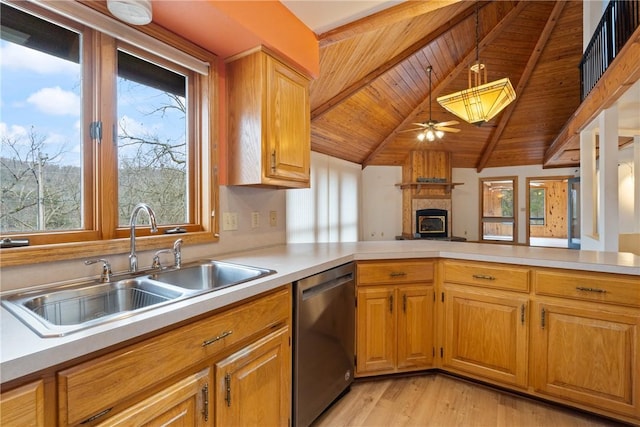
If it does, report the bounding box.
[251,211,260,228]
[222,212,238,231]
[269,211,277,227]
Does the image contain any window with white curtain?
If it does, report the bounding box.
[286,152,360,243]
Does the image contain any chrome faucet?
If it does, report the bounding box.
[173,238,183,268]
[129,203,158,272]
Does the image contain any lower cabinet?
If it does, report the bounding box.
[215,326,290,426]
[531,300,640,419]
[357,285,434,375]
[96,368,211,426]
[0,379,45,426]
[56,287,291,426]
[442,286,529,388]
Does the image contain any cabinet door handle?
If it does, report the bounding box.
[225,373,232,407]
[202,383,209,421]
[541,308,546,329]
[520,304,525,325]
[576,286,607,293]
[472,274,496,280]
[403,294,407,313]
[271,150,276,173]
[389,271,407,278]
[202,330,233,347]
[389,294,394,313]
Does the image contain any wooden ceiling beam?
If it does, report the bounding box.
[311,1,479,121]
[475,1,567,172]
[362,1,527,168]
[317,0,463,48]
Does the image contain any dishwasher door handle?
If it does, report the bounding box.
[301,273,354,300]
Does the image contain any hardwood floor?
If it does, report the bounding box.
[312,374,624,427]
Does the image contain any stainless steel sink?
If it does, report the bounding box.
[2,260,275,337]
[1,278,190,337]
[149,260,275,291]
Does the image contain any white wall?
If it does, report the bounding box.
[361,166,402,240]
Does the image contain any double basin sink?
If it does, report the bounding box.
[1,260,275,337]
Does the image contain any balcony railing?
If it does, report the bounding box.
[580,0,640,101]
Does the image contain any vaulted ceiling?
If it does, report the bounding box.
[306,0,584,170]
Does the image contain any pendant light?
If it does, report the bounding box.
[436,1,515,124]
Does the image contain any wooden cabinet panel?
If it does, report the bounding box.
[443,260,530,292]
[358,260,434,285]
[215,327,291,427]
[58,288,290,426]
[531,301,640,418]
[356,286,396,374]
[96,369,211,426]
[0,380,44,426]
[443,287,528,388]
[534,269,640,307]
[227,47,310,188]
[397,286,435,370]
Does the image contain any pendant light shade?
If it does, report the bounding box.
[436,2,515,124]
[437,62,516,124]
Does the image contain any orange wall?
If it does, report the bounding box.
[152,1,319,184]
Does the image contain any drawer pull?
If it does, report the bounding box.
[472,274,496,281]
[389,271,407,278]
[202,330,233,347]
[81,407,112,424]
[576,286,607,294]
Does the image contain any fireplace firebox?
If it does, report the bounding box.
[416,208,448,238]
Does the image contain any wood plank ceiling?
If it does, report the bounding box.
[309,0,584,170]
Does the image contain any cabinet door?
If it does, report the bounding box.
[397,286,434,369]
[531,301,639,418]
[0,380,45,426]
[215,327,291,427]
[265,56,310,183]
[356,286,396,375]
[443,288,528,388]
[96,369,211,426]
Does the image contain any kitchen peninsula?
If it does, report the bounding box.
[1,240,639,425]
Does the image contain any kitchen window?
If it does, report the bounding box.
[480,177,517,243]
[0,1,218,265]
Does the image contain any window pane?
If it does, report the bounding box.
[482,221,514,241]
[0,4,83,233]
[529,188,545,225]
[482,180,514,217]
[116,50,188,226]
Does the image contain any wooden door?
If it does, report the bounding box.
[0,380,45,427]
[265,55,310,183]
[97,369,210,426]
[356,286,396,375]
[443,287,529,388]
[531,301,639,418]
[214,327,291,427]
[397,286,434,369]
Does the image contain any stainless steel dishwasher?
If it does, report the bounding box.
[293,262,355,427]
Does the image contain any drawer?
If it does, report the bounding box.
[443,260,530,292]
[58,287,290,426]
[357,260,434,285]
[534,269,640,307]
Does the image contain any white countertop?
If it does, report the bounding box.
[2,241,639,383]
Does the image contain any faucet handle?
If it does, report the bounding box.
[152,249,172,270]
[85,259,112,283]
[173,238,183,268]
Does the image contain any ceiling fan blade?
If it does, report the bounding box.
[398,128,424,133]
[437,127,461,133]
[436,120,460,127]
[411,123,428,127]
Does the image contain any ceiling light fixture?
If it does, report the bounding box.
[436,1,515,125]
[107,0,153,25]
[418,66,445,142]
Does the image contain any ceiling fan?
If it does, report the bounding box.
[401,65,460,141]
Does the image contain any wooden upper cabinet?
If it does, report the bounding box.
[227,47,310,188]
